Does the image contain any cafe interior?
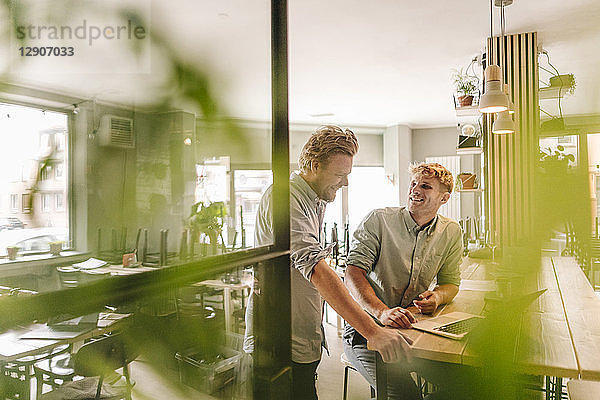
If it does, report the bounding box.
[0,0,599,399]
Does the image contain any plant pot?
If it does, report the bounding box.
[458,173,476,189]
[457,95,474,107]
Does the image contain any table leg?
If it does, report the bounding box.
[375,352,387,399]
[223,287,232,332]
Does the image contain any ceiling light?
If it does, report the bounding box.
[479,65,508,113]
[309,112,335,118]
[492,110,515,134]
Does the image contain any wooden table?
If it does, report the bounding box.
[0,312,129,400]
[0,312,130,362]
[374,256,600,399]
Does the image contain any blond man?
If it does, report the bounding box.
[245,126,412,400]
[344,162,464,400]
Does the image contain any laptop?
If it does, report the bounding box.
[20,313,100,340]
[412,311,484,340]
[412,288,548,340]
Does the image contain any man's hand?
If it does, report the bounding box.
[413,290,440,314]
[366,326,413,363]
[378,307,417,328]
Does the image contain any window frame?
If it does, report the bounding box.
[0,96,78,255]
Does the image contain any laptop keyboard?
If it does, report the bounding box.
[434,316,481,335]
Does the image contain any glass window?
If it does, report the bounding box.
[347,167,398,234]
[10,194,18,212]
[22,194,31,214]
[55,194,64,211]
[55,163,64,179]
[233,170,273,248]
[0,103,69,243]
[41,165,52,181]
[42,194,51,212]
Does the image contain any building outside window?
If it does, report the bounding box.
[41,165,52,181]
[55,193,64,211]
[55,163,64,179]
[10,194,18,212]
[22,194,31,214]
[0,102,69,243]
[233,169,273,248]
[42,194,51,212]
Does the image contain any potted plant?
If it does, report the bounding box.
[186,201,227,256]
[539,145,575,174]
[456,173,478,190]
[549,74,576,95]
[452,68,479,107]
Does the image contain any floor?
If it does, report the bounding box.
[126,320,372,400]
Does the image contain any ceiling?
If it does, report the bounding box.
[2,0,600,129]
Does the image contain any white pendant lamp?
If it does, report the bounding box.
[479,65,509,113]
[504,84,515,114]
[492,110,515,134]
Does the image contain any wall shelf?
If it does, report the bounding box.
[456,147,483,155]
[455,106,481,117]
[539,86,567,100]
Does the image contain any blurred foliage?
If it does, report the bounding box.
[0,1,252,398]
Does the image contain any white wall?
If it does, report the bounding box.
[411,126,458,162]
[384,124,412,206]
[412,126,481,222]
[196,120,384,168]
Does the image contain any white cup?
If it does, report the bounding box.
[6,246,18,260]
[49,242,63,256]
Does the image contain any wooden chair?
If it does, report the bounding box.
[33,349,76,397]
[0,344,70,400]
[40,333,138,400]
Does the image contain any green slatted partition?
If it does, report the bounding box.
[484,32,539,247]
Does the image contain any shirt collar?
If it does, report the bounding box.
[401,208,438,236]
[290,172,324,205]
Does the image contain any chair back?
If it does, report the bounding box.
[72,333,138,377]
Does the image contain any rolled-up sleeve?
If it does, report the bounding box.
[289,197,333,280]
[346,210,381,273]
[436,224,463,286]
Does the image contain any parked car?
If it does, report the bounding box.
[0,217,25,230]
[0,227,68,256]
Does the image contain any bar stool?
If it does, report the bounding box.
[340,352,375,400]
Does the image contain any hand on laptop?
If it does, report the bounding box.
[367,326,414,363]
[413,290,440,314]
[378,306,417,328]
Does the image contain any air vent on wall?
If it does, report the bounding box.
[98,115,134,148]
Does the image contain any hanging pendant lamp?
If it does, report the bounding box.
[492,110,515,134]
[504,84,515,114]
[480,0,510,114]
[479,65,509,113]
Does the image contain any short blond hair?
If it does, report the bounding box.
[409,162,454,193]
[298,125,359,173]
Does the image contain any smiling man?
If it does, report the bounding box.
[244,125,412,400]
[343,162,463,400]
